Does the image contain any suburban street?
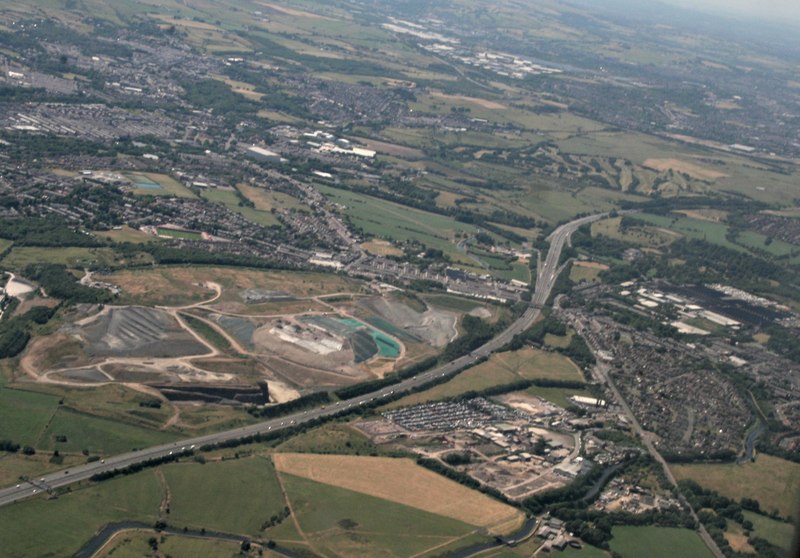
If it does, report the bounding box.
[0,212,608,508]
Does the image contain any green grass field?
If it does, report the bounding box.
[156,227,203,240]
[277,423,381,455]
[281,472,480,557]
[1,246,119,269]
[558,545,610,558]
[163,456,288,536]
[0,238,12,253]
[0,470,162,557]
[633,213,800,263]
[201,187,280,227]
[424,294,483,313]
[99,531,270,558]
[94,225,161,243]
[570,264,602,283]
[671,454,800,519]
[317,184,481,263]
[37,407,177,454]
[386,348,584,409]
[743,511,795,552]
[632,213,746,252]
[0,387,59,446]
[609,526,713,558]
[592,216,679,248]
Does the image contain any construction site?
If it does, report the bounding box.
[17,276,479,408]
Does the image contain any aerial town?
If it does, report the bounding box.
[0,1,798,558]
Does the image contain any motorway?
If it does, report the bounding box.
[0,212,608,508]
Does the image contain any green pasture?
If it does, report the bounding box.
[163,456,288,536]
[609,526,713,558]
[0,470,161,558]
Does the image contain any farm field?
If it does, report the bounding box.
[632,213,739,249]
[276,422,381,455]
[14,382,173,434]
[1,246,119,269]
[237,184,307,212]
[0,238,12,252]
[609,526,713,558]
[201,187,280,227]
[97,531,274,558]
[386,347,584,409]
[632,213,798,259]
[273,453,523,533]
[163,456,288,536]
[279,472,490,557]
[0,386,60,446]
[317,183,483,264]
[0,470,162,558]
[37,407,178,454]
[591,216,680,248]
[570,261,608,283]
[670,454,800,519]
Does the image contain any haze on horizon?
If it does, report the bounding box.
[659,0,800,26]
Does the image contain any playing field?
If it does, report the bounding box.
[671,454,800,519]
[273,453,523,533]
[125,172,195,198]
[609,526,713,558]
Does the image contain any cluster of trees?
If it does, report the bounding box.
[763,324,800,364]
[118,243,293,271]
[24,264,111,304]
[679,479,787,558]
[506,313,595,370]
[90,451,186,482]
[441,315,506,362]
[0,304,57,359]
[247,391,330,419]
[335,356,438,400]
[179,78,260,124]
[0,217,103,247]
